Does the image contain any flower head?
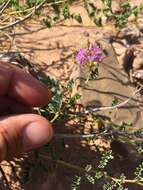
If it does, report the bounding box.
[89,43,103,63]
[76,43,103,65]
[76,48,89,65]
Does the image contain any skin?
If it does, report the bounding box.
[0,61,53,161]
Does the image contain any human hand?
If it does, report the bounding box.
[0,61,53,161]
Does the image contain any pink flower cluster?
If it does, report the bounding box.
[76,43,103,65]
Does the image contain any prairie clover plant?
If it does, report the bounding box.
[76,43,103,81]
[1,1,143,189]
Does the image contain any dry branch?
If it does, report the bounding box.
[0,0,48,30]
[0,0,11,16]
[85,86,142,113]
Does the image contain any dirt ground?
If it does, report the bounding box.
[0,1,143,190]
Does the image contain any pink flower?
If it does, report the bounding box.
[76,48,89,65]
[76,43,103,65]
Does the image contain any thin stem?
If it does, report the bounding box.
[54,131,107,139]
[109,176,143,187]
[0,0,11,16]
[51,112,61,123]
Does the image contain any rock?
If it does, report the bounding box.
[128,14,136,22]
[118,46,143,72]
[120,24,140,43]
[112,41,128,66]
[117,45,143,86]
[122,47,135,74]
[132,47,143,69]
[122,46,143,70]
[112,41,127,55]
[132,69,143,79]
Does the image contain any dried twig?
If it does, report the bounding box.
[54,126,143,139]
[85,86,142,113]
[0,0,48,31]
[0,0,64,31]
[54,131,107,139]
[0,30,14,52]
[0,0,11,16]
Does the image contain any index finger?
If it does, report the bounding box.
[0,61,51,107]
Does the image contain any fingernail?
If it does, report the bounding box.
[23,122,51,151]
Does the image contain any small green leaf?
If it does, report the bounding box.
[66,79,74,90]
[74,14,82,23]
[43,16,52,28]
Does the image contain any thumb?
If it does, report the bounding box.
[0,114,53,161]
